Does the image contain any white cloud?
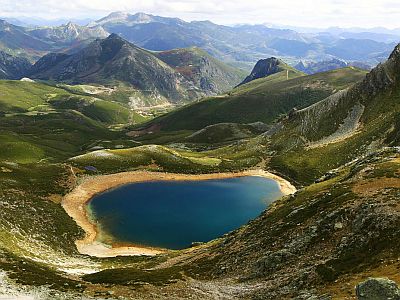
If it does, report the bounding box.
[0,0,399,29]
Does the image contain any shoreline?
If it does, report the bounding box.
[61,169,296,258]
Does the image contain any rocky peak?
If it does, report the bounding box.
[63,22,79,36]
[239,57,285,85]
[354,42,400,97]
[130,12,154,23]
[100,33,127,51]
[389,43,400,61]
[105,33,123,41]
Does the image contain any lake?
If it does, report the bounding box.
[88,176,283,250]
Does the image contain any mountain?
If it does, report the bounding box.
[295,58,347,74]
[295,58,372,74]
[155,47,246,95]
[28,34,244,104]
[136,65,366,132]
[0,13,396,68]
[0,19,50,57]
[28,34,195,102]
[1,31,400,300]
[0,50,32,79]
[268,43,400,184]
[86,12,394,68]
[59,43,400,299]
[0,19,107,61]
[29,22,108,45]
[239,57,296,85]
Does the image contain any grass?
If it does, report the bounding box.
[137,67,366,132]
[69,138,264,174]
[0,80,146,126]
[0,58,398,299]
[270,78,400,184]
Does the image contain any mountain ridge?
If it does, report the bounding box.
[27,34,246,104]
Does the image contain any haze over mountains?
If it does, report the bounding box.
[0,11,399,71]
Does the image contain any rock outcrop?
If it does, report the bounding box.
[356,278,400,300]
[239,57,285,85]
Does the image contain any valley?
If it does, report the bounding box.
[0,8,400,300]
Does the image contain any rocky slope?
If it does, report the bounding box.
[28,34,201,103]
[28,35,245,104]
[0,51,32,79]
[272,43,400,157]
[156,47,246,95]
[239,57,295,85]
[29,22,108,45]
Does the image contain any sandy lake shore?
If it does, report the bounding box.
[61,169,296,258]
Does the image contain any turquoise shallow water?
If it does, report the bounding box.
[88,176,283,250]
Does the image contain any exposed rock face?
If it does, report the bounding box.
[28,35,244,103]
[28,34,200,102]
[356,278,400,300]
[0,51,32,79]
[156,47,245,95]
[30,22,108,44]
[239,57,284,85]
[295,58,347,74]
[275,42,400,149]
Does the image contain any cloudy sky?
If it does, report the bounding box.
[0,0,399,29]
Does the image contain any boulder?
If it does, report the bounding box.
[356,277,400,300]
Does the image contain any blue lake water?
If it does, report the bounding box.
[88,176,283,250]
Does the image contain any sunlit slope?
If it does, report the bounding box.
[0,80,145,162]
[270,45,400,184]
[140,67,367,132]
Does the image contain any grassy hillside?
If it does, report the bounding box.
[268,46,400,184]
[138,67,367,132]
[0,80,147,162]
[0,80,145,124]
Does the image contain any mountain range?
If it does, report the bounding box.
[1,12,398,70]
[295,58,372,74]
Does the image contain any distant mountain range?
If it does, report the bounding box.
[86,12,396,68]
[1,12,398,70]
[295,58,372,75]
[0,19,105,61]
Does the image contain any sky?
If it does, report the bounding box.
[0,0,399,29]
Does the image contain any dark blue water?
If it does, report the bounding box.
[88,176,282,250]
